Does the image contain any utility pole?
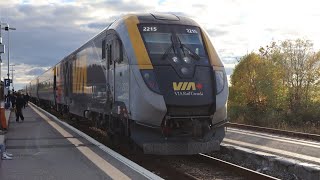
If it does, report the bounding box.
[0,22,5,101]
[10,64,15,91]
[0,23,16,100]
[4,25,16,86]
[0,22,16,104]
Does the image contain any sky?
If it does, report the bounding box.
[1,0,320,90]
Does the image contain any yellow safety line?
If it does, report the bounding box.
[30,105,131,180]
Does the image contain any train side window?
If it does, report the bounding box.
[102,40,106,59]
[106,45,110,69]
[112,38,123,63]
[108,44,112,66]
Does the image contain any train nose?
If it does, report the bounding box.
[153,65,216,116]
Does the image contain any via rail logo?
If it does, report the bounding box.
[172,82,203,96]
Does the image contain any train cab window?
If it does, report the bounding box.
[112,38,123,63]
[139,24,209,66]
[107,37,123,67]
[140,32,172,55]
[176,33,206,58]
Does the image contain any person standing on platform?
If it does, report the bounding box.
[5,92,11,109]
[22,94,26,108]
[10,92,16,109]
[24,93,30,107]
[15,93,25,122]
[0,144,13,160]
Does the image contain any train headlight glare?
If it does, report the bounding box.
[183,56,191,64]
[215,70,225,94]
[140,70,161,94]
[172,56,179,63]
[143,72,150,79]
[181,67,190,75]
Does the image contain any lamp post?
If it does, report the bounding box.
[10,64,15,91]
[0,22,6,101]
[3,25,16,89]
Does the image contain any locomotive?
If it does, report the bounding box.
[27,13,228,155]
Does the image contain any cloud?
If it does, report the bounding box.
[94,0,153,12]
[207,29,229,37]
[25,68,46,76]
[87,22,108,30]
[0,0,156,68]
[0,0,154,90]
[1,63,49,90]
[1,0,320,90]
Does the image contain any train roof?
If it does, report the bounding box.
[109,13,199,29]
[45,13,198,64]
[28,13,200,83]
[60,13,198,63]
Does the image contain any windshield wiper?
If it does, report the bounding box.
[176,36,201,61]
[162,35,177,60]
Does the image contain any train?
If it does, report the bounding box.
[26,13,229,155]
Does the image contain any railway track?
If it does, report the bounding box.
[35,104,278,179]
[73,124,280,179]
[227,122,320,141]
[196,154,278,180]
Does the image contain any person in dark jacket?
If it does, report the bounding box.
[15,93,25,122]
[10,93,16,109]
[5,92,11,109]
[24,93,30,107]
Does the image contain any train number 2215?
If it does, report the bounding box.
[143,27,157,32]
[186,29,198,34]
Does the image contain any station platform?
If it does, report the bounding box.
[0,104,162,180]
[225,127,320,165]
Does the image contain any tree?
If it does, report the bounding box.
[229,53,281,123]
[229,39,320,127]
[265,39,320,112]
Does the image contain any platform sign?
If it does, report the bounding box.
[4,79,10,87]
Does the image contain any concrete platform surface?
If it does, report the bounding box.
[0,105,161,180]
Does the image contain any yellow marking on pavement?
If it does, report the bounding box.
[30,105,130,180]
[224,138,320,164]
[227,128,320,149]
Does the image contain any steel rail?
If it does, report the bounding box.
[198,153,279,180]
[227,122,320,141]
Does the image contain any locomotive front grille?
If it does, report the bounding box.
[166,105,214,116]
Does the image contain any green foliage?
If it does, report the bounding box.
[229,39,320,133]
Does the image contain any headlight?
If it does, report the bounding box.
[215,70,225,94]
[140,70,161,94]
